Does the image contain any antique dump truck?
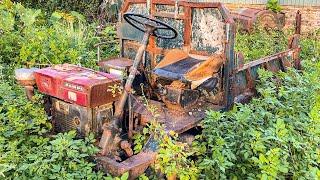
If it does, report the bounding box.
[15,0,301,178]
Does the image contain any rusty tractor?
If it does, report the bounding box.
[15,0,302,178]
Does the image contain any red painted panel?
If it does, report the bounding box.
[34,64,121,107]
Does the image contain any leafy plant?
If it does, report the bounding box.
[266,0,282,13]
[1,0,320,179]
[156,131,200,180]
[132,92,200,179]
[16,0,101,19]
[0,1,122,178]
[0,0,119,82]
[0,82,107,179]
[197,62,320,179]
[300,29,320,62]
[235,27,288,62]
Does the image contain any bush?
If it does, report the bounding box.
[266,0,282,13]
[15,0,121,22]
[235,27,289,62]
[0,82,106,179]
[15,0,101,18]
[0,0,119,82]
[0,1,120,178]
[196,31,320,178]
[300,29,320,62]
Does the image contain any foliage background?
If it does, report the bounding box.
[0,1,120,178]
[0,0,119,83]
[0,82,105,178]
[13,0,122,22]
[0,0,319,179]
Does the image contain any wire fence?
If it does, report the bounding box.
[192,0,320,6]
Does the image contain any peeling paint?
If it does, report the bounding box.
[155,4,184,14]
[155,17,184,49]
[128,4,148,15]
[191,8,226,54]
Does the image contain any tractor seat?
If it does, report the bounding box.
[153,57,204,82]
[153,49,224,82]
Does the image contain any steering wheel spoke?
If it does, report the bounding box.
[123,13,177,39]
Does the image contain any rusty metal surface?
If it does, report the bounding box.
[295,11,301,35]
[96,151,156,178]
[34,64,121,108]
[156,17,185,49]
[24,86,35,101]
[236,49,298,72]
[45,1,300,178]
[117,0,236,109]
[17,79,36,86]
[232,8,285,32]
[51,97,113,136]
[119,0,233,70]
[233,48,300,101]
[99,58,133,70]
[161,85,200,111]
[127,3,148,15]
[120,141,134,157]
[154,56,204,81]
[130,94,222,133]
[155,49,189,69]
[114,26,152,120]
[185,54,224,81]
[191,8,226,54]
[96,1,301,178]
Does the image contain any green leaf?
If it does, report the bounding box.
[120,172,129,180]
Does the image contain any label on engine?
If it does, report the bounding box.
[64,82,83,91]
[68,91,77,101]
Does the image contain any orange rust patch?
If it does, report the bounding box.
[155,49,189,69]
[170,80,186,89]
[185,54,224,81]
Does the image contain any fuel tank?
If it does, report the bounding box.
[34,64,121,107]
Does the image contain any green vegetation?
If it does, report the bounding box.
[173,30,320,179]
[300,29,320,61]
[0,1,120,179]
[0,0,319,179]
[198,66,320,179]
[266,0,282,13]
[133,121,200,179]
[235,27,289,62]
[0,82,105,178]
[0,83,130,179]
[0,0,118,82]
[15,0,121,22]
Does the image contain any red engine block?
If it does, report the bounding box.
[34,64,121,107]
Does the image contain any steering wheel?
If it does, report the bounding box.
[123,13,178,39]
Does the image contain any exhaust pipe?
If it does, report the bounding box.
[15,68,38,101]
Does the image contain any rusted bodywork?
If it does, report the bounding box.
[232,8,286,32]
[34,64,121,107]
[94,1,300,177]
[118,0,235,108]
[51,97,114,136]
[96,151,157,177]
[17,0,302,178]
[98,57,133,77]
